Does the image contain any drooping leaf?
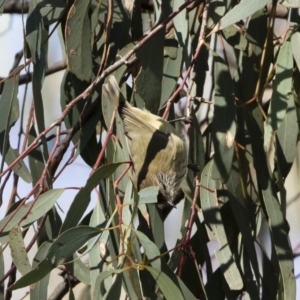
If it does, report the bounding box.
[137,186,159,204]
[136,28,165,113]
[210,0,269,33]
[200,160,243,290]
[65,0,92,81]
[67,254,91,286]
[161,47,183,106]
[0,189,65,244]
[145,266,184,300]
[28,126,45,185]
[9,226,101,290]
[276,93,298,179]
[0,71,20,133]
[173,0,190,64]
[60,162,123,233]
[291,31,300,71]
[0,143,32,183]
[9,225,32,276]
[93,269,125,300]
[246,110,296,299]
[264,40,293,145]
[39,0,66,25]
[212,56,236,182]
[133,229,161,270]
[30,241,52,300]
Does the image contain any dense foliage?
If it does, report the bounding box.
[0,0,299,299]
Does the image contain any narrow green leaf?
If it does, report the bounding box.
[39,0,66,25]
[105,272,123,299]
[212,57,236,182]
[0,73,19,133]
[44,207,62,240]
[28,126,45,185]
[68,255,91,286]
[61,162,123,233]
[200,160,243,290]
[226,163,260,285]
[1,145,32,183]
[291,31,300,71]
[0,0,5,13]
[246,110,296,299]
[161,47,183,105]
[9,260,52,291]
[137,186,159,204]
[21,189,64,227]
[136,28,165,113]
[30,241,52,300]
[122,256,143,300]
[133,229,161,270]
[88,200,106,292]
[0,189,65,243]
[276,93,298,178]
[93,269,125,300]
[145,266,184,300]
[9,226,101,290]
[211,0,269,33]
[65,0,92,81]
[261,186,295,298]
[264,40,293,145]
[9,226,31,276]
[173,0,190,64]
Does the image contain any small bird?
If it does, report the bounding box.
[102,76,187,208]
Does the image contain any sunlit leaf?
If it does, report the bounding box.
[212,57,236,182]
[264,40,293,146]
[200,160,243,290]
[210,0,269,33]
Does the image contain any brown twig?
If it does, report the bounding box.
[113,162,132,252]
[162,0,209,119]
[92,110,116,173]
[177,179,200,277]
[0,62,66,94]
[97,0,113,77]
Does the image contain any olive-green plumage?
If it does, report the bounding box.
[102,76,187,207]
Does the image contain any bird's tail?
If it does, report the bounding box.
[102,75,127,108]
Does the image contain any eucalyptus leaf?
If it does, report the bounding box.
[61,162,123,233]
[264,40,293,146]
[9,225,32,276]
[212,56,236,182]
[0,189,65,244]
[30,241,52,300]
[93,269,125,300]
[136,28,165,113]
[133,229,161,270]
[200,160,243,290]
[65,0,92,81]
[211,0,269,33]
[145,266,184,300]
[0,71,20,133]
[9,226,101,290]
